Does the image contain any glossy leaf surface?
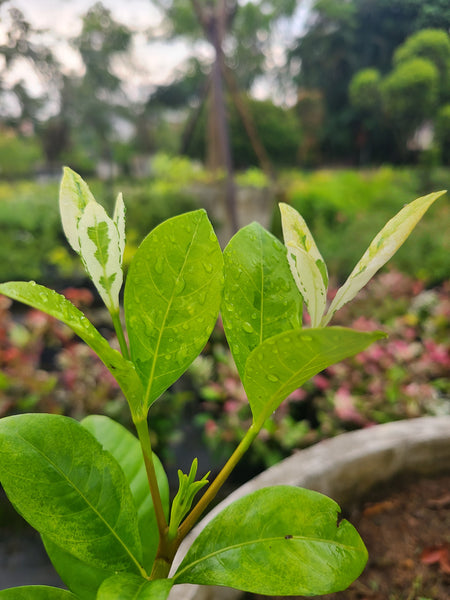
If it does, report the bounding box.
[0,414,144,574]
[175,486,367,595]
[97,574,173,600]
[244,327,386,425]
[125,210,223,409]
[82,415,169,570]
[42,537,112,600]
[0,281,142,414]
[322,190,446,325]
[280,202,328,327]
[222,222,303,379]
[0,587,78,600]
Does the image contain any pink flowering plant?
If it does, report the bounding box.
[0,167,445,600]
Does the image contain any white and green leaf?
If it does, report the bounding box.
[59,166,96,253]
[114,192,126,258]
[321,190,446,326]
[280,202,328,327]
[77,201,123,312]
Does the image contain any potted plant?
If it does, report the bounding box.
[0,168,445,599]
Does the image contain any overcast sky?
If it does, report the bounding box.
[1,0,313,105]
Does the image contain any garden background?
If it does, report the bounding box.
[0,0,449,486]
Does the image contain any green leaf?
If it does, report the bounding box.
[222,222,303,379]
[174,486,367,595]
[97,574,173,600]
[41,537,112,600]
[124,210,223,410]
[280,202,328,328]
[0,587,78,600]
[82,415,169,570]
[0,281,143,415]
[244,327,386,425]
[322,190,446,326]
[0,414,145,575]
[59,166,95,253]
[42,416,169,599]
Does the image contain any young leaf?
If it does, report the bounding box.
[0,414,145,575]
[169,458,209,539]
[77,200,123,312]
[174,486,367,595]
[59,166,96,253]
[97,573,173,600]
[280,202,328,328]
[321,190,446,326]
[114,191,126,258]
[124,210,223,410]
[82,415,169,571]
[244,327,386,426]
[222,222,303,379]
[0,282,143,415]
[0,587,78,600]
[59,167,125,313]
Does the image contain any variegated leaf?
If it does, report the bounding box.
[280,202,328,327]
[114,192,126,258]
[78,201,123,312]
[59,167,95,253]
[321,190,446,326]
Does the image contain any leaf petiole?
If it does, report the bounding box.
[111,309,130,361]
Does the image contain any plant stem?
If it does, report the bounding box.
[111,309,130,360]
[135,418,168,540]
[177,422,260,541]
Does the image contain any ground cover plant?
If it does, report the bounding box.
[0,168,445,599]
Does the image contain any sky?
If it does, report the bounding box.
[1,0,313,106]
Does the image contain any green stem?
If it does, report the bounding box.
[111,309,130,360]
[135,418,168,540]
[177,422,260,541]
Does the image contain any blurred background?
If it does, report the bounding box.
[0,0,449,479]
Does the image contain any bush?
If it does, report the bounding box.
[0,131,44,178]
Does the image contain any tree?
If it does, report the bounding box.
[67,2,134,168]
[290,0,450,162]
[150,1,297,231]
[0,1,58,127]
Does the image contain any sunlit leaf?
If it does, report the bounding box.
[222,222,302,379]
[322,190,446,325]
[125,210,223,410]
[174,486,367,595]
[0,414,144,574]
[244,327,386,425]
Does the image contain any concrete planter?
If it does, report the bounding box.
[169,416,450,600]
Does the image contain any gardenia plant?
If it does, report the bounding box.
[0,168,445,600]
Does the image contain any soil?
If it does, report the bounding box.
[245,474,450,600]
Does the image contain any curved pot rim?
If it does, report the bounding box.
[169,415,450,600]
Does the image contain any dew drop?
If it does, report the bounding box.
[267,373,279,382]
[251,312,258,320]
[175,277,186,294]
[155,256,164,275]
[198,291,207,305]
[242,322,254,334]
[301,335,313,342]
[203,262,213,274]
